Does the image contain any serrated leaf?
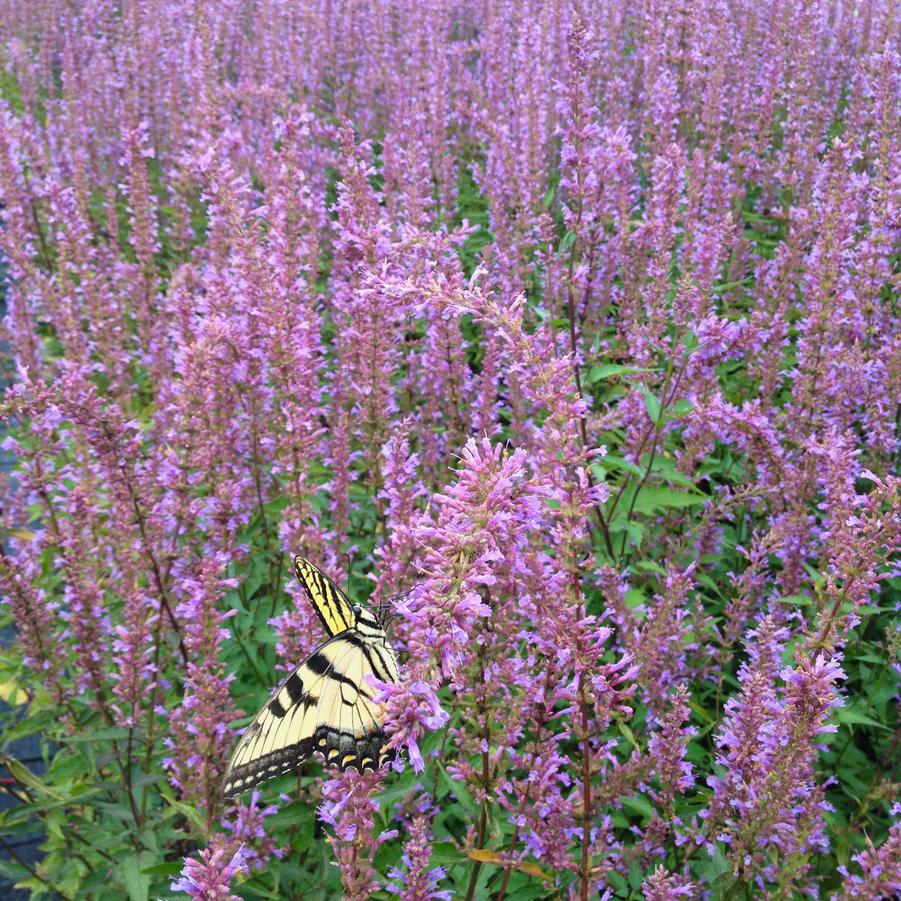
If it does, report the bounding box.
[666,398,694,419]
[428,841,468,866]
[626,519,644,546]
[160,791,206,832]
[119,851,154,901]
[558,231,576,253]
[695,844,731,884]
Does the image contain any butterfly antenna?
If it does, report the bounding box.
[374,590,410,628]
[343,550,354,597]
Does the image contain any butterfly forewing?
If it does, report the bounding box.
[223,559,399,798]
[293,555,356,637]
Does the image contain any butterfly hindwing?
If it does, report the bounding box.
[223,627,398,798]
[293,555,355,637]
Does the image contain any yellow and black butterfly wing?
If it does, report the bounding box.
[223,632,398,798]
[294,556,355,637]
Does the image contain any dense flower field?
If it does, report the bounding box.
[0,1,898,898]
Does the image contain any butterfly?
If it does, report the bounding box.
[223,556,398,798]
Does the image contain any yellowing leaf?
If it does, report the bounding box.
[467,849,503,864]
[465,849,551,881]
[518,861,552,880]
[0,681,27,706]
[0,754,64,801]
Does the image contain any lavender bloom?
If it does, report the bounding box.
[641,865,695,900]
[319,769,398,900]
[0,2,896,898]
[834,805,901,900]
[163,557,238,826]
[171,846,248,900]
[219,791,283,870]
[376,678,449,773]
[387,814,452,901]
[647,685,696,803]
[704,646,846,890]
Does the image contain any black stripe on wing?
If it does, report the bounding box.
[293,556,355,637]
[223,634,396,798]
[222,722,394,799]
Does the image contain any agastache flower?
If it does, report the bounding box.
[642,865,695,900]
[834,805,901,900]
[376,678,449,773]
[219,791,284,870]
[170,846,248,900]
[319,770,399,900]
[163,557,238,826]
[386,813,452,901]
[0,3,897,899]
[704,647,846,888]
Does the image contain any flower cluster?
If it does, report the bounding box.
[170,846,248,901]
[0,1,897,898]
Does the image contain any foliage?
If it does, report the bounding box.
[0,1,898,899]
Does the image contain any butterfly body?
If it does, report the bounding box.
[223,558,397,798]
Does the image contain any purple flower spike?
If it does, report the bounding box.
[171,846,248,900]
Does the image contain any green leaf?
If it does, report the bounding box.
[695,844,731,884]
[621,794,654,822]
[0,857,30,882]
[645,454,697,488]
[712,278,753,294]
[688,699,717,725]
[623,519,645,548]
[617,722,640,752]
[119,851,154,901]
[586,364,658,384]
[630,487,708,515]
[835,706,891,732]
[666,398,694,419]
[436,763,479,818]
[0,754,64,801]
[597,455,644,478]
[140,861,185,878]
[429,841,468,866]
[777,594,813,606]
[159,790,206,832]
[627,861,644,890]
[633,559,667,576]
[558,231,576,253]
[65,726,131,742]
